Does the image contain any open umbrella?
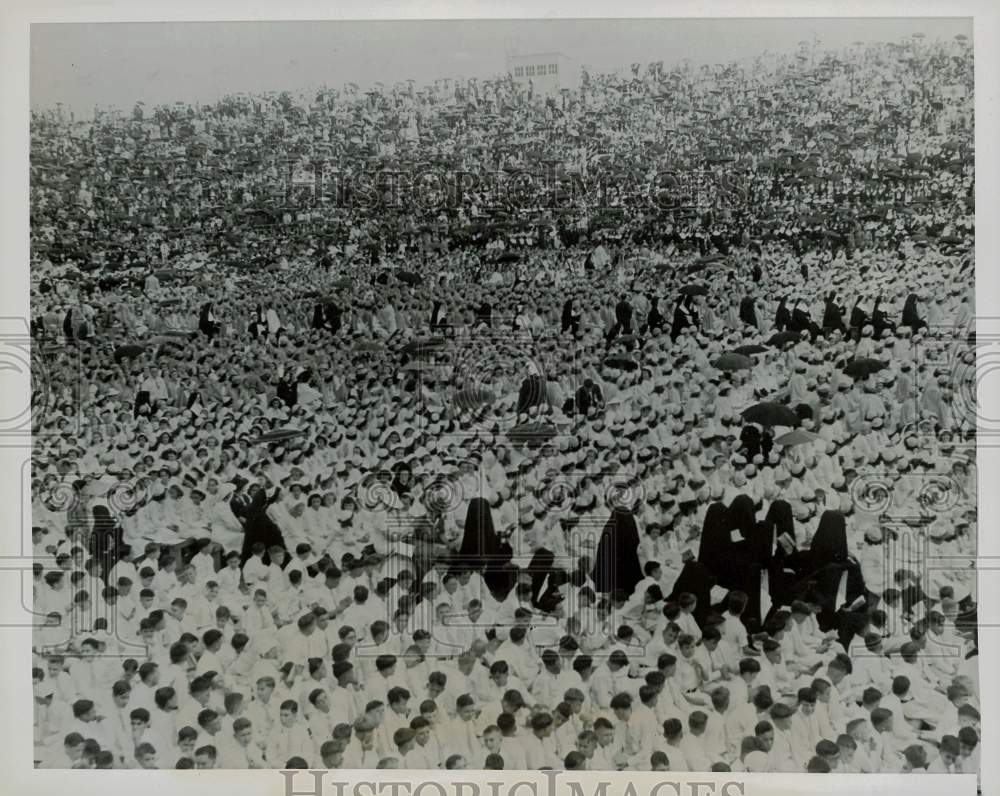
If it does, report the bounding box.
[733,344,768,355]
[506,422,558,448]
[614,334,641,346]
[330,278,352,290]
[396,271,423,286]
[400,360,444,372]
[843,358,888,379]
[713,353,753,371]
[114,344,145,363]
[686,259,728,273]
[679,284,708,296]
[767,331,800,347]
[247,428,307,445]
[775,429,820,447]
[153,269,185,281]
[741,402,800,428]
[604,355,639,371]
[402,338,447,358]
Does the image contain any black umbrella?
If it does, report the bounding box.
[114,344,146,363]
[767,331,800,347]
[842,358,888,379]
[396,271,423,286]
[402,338,447,358]
[153,269,185,282]
[247,428,307,445]
[604,355,639,371]
[741,402,801,428]
[679,284,708,296]
[734,344,768,355]
[713,353,753,371]
[495,252,520,264]
[506,422,558,448]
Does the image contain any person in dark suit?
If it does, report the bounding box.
[573,378,604,416]
[561,298,582,337]
[199,302,221,339]
[605,293,634,347]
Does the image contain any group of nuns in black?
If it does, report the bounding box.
[452,495,645,617]
[772,291,926,342]
[448,489,874,646]
[696,495,870,636]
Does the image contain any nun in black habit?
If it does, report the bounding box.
[591,508,644,598]
[670,296,695,342]
[729,495,774,632]
[727,494,770,631]
[526,548,556,602]
[822,292,846,335]
[516,372,547,415]
[790,302,821,340]
[325,302,342,333]
[728,495,758,548]
[455,497,513,598]
[698,501,739,588]
[89,503,124,584]
[789,510,867,631]
[739,295,759,329]
[901,293,927,333]
[762,499,798,607]
[527,547,571,613]
[773,297,791,332]
[848,298,868,339]
[871,295,896,338]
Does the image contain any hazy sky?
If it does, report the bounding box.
[30,18,972,112]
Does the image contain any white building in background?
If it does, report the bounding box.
[506,52,580,95]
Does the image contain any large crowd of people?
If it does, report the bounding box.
[29,32,979,775]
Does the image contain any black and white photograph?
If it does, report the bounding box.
[17,10,984,782]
